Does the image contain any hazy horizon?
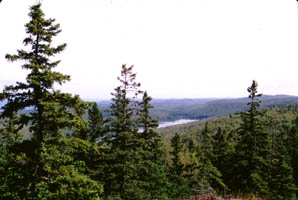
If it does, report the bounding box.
[83,94,298,102]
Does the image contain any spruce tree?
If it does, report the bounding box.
[1,3,88,153]
[233,80,271,197]
[136,91,169,199]
[107,65,142,136]
[0,3,100,199]
[137,91,159,139]
[103,64,147,199]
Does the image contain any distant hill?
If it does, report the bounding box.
[158,105,298,149]
[96,95,298,122]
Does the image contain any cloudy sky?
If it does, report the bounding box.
[1,0,298,99]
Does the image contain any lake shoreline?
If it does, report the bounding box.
[158,119,198,129]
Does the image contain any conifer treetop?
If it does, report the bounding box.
[247,80,262,110]
[1,3,88,137]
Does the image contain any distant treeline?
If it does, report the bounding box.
[97,95,298,122]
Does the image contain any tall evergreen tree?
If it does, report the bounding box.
[107,65,142,136]
[0,4,100,199]
[1,2,88,154]
[233,80,271,197]
[103,64,147,199]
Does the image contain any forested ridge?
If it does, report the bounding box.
[97,95,298,122]
[1,3,298,200]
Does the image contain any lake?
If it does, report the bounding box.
[158,119,198,128]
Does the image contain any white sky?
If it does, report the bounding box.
[1,0,298,99]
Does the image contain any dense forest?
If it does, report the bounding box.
[2,3,298,200]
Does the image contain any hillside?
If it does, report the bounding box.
[97,95,298,122]
[158,105,298,148]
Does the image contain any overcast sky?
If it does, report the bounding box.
[1,0,298,99]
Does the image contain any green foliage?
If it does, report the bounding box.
[168,133,190,199]
[34,137,104,200]
[0,112,22,146]
[285,120,298,197]
[233,80,271,196]
[0,3,96,199]
[0,115,25,200]
[87,102,108,143]
[0,136,104,200]
[1,3,89,147]
[103,65,151,199]
[269,137,297,200]
[136,91,170,200]
[196,123,226,192]
[159,101,298,199]
[212,127,235,192]
[169,133,184,178]
[158,82,298,199]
